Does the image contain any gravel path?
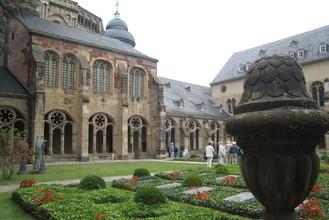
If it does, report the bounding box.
[0,175,132,193]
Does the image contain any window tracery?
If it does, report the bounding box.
[92,60,112,93]
[61,54,76,89]
[44,51,58,87]
[129,67,145,98]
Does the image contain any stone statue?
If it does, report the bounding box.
[32,137,47,174]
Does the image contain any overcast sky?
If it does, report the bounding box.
[77,0,329,86]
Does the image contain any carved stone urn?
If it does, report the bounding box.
[225,55,329,220]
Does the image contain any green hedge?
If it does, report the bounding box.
[11,184,249,220]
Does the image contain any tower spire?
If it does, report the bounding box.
[114,0,120,18]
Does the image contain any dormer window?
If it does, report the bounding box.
[179,98,184,109]
[246,63,251,71]
[200,102,205,111]
[239,65,246,73]
[258,49,266,56]
[319,44,327,53]
[297,49,305,58]
[165,82,171,88]
[289,52,296,58]
[290,40,298,48]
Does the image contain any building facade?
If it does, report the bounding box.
[1,0,164,161]
[160,78,230,157]
[210,26,329,153]
[0,0,230,161]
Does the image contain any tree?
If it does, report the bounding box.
[0,0,39,56]
[0,128,30,179]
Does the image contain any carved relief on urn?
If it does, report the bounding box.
[226,55,329,220]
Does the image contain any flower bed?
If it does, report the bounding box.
[12,184,249,220]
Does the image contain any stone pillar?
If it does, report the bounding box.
[102,127,107,153]
[79,60,90,161]
[93,129,96,154]
[60,131,64,155]
[48,131,53,155]
[226,55,329,220]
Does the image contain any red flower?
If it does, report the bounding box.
[311,184,322,193]
[19,179,37,188]
[298,199,326,220]
[31,188,64,207]
[223,175,237,186]
[128,176,140,190]
[193,191,210,200]
[95,213,106,220]
[169,170,181,179]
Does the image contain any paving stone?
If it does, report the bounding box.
[224,192,254,202]
[183,187,214,195]
[156,182,182,189]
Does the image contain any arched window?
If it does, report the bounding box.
[311,81,325,106]
[44,51,58,87]
[129,67,145,98]
[92,60,112,93]
[61,54,76,89]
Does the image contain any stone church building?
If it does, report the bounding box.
[0,0,229,161]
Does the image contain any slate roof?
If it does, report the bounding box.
[0,67,28,98]
[18,16,157,62]
[211,24,329,85]
[160,77,231,120]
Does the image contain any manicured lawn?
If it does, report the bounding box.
[0,192,33,220]
[0,161,205,185]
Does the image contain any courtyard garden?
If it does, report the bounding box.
[2,159,328,219]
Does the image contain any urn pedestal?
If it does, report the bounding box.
[226,55,329,220]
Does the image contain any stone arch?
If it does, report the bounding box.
[48,14,68,25]
[185,119,201,151]
[310,81,325,107]
[128,115,149,158]
[0,106,26,137]
[44,110,74,155]
[164,117,176,148]
[88,113,115,154]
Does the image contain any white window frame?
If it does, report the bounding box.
[320,44,327,53]
[239,65,245,73]
[297,50,304,58]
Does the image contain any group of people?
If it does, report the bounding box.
[218,140,242,164]
[205,140,243,168]
[167,142,178,160]
[166,140,242,168]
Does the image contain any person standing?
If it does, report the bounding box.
[218,141,226,164]
[169,142,175,160]
[205,141,215,168]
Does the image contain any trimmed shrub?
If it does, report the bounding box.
[133,168,150,178]
[93,194,125,204]
[183,173,202,187]
[80,175,106,190]
[134,185,167,205]
[214,164,229,175]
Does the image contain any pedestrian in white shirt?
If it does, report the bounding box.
[205,141,215,168]
[218,141,226,164]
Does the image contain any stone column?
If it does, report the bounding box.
[60,130,64,155]
[102,127,107,153]
[226,55,329,220]
[48,131,53,155]
[93,129,96,154]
